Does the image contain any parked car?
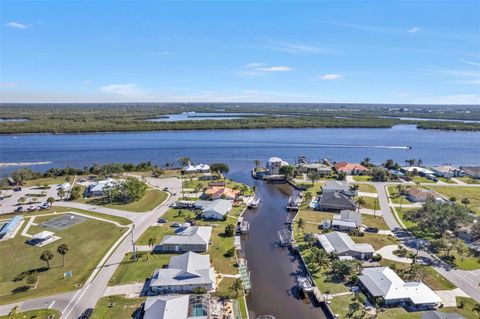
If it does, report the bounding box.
[13,186,22,192]
[365,227,379,233]
[158,218,167,224]
[163,187,169,191]
[15,206,23,212]
[171,222,180,228]
[39,202,50,209]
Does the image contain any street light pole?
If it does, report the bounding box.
[131,224,137,261]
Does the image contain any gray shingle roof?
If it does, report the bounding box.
[315,231,374,254]
[194,199,232,217]
[160,226,212,246]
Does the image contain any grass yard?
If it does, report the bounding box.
[24,177,68,188]
[351,233,399,250]
[443,297,480,319]
[360,196,380,210]
[0,214,124,305]
[295,181,325,195]
[422,186,480,215]
[356,183,377,193]
[0,309,61,319]
[92,295,145,319]
[438,177,456,184]
[330,294,423,319]
[109,252,173,286]
[182,178,253,196]
[387,185,414,205]
[101,189,168,212]
[413,176,432,184]
[362,214,389,230]
[352,175,372,182]
[440,249,480,271]
[136,208,237,274]
[238,296,248,319]
[457,176,480,184]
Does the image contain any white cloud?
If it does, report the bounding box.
[238,63,292,76]
[265,41,331,55]
[100,83,147,98]
[408,27,420,33]
[4,22,28,29]
[256,66,291,72]
[459,59,480,67]
[316,74,342,80]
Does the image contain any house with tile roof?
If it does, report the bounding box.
[203,186,239,200]
[334,162,369,175]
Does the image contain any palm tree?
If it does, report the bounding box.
[304,191,313,204]
[148,238,156,249]
[177,156,191,167]
[313,248,329,270]
[307,171,321,186]
[472,303,480,317]
[8,306,19,319]
[349,184,360,194]
[194,183,203,194]
[40,250,54,269]
[252,185,257,194]
[57,244,69,267]
[297,217,305,231]
[229,278,243,297]
[57,189,65,200]
[355,197,366,212]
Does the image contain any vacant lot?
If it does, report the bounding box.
[0,309,61,319]
[0,214,123,304]
[109,252,172,286]
[92,295,145,319]
[356,183,376,193]
[351,233,399,250]
[387,185,414,205]
[23,178,68,188]
[423,186,480,215]
[87,189,168,212]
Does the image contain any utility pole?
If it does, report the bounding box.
[131,224,137,261]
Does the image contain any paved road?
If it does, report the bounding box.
[0,177,181,318]
[357,179,480,303]
[54,201,143,223]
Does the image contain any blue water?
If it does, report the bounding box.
[1,125,479,177]
[147,111,264,122]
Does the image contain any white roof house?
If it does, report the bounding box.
[332,210,362,230]
[143,295,209,319]
[150,252,215,293]
[158,226,212,252]
[86,178,117,196]
[58,182,71,191]
[315,231,374,259]
[184,163,210,173]
[194,199,232,219]
[359,267,441,307]
[401,166,434,175]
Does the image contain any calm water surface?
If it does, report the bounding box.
[147,111,264,122]
[1,125,479,177]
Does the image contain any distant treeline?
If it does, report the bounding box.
[0,103,479,133]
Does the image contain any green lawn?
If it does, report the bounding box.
[0,214,124,304]
[92,295,145,319]
[360,196,380,210]
[0,309,61,319]
[386,185,414,205]
[441,249,480,271]
[362,214,389,230]
[238,296,248,319]
[457,176,480,184]
[24,177,69,187]
[297,208,389,231]
[352,175,373,182]
[438,177,456,184]
[422,186,480,215]
[356,183,377,193]
[443,297,480,319]
[109,252,172,286]
[101,189,168,212]
[413,176,432,184]
[295,181,325,195]
[182,178,253,196]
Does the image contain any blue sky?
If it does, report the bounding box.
[1,1,479,104]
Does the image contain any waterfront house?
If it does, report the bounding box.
[0,215,22,239]
[150,252,215,294]
[267,157,289,175]
[401,166,434,176]
[194,199,232,220]
[143,294,209,319]
[317,191,356,211]
[331,210,362,231]
[297,163,332,176]
[431,165,462,178]
[155,226,212,253]
[85,178,117,197]
[315,231,374,259]
[406,187,444,203]
[323,180,356,196]
[203,186,239,200]
[460,166,480,179]
[334,162,369,175]
[184,163,211,174]
[358,267,441,309]
[198,173,218,181]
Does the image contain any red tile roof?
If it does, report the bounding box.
[334,162,369,172]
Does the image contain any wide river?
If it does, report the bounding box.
[0,124,479,317]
